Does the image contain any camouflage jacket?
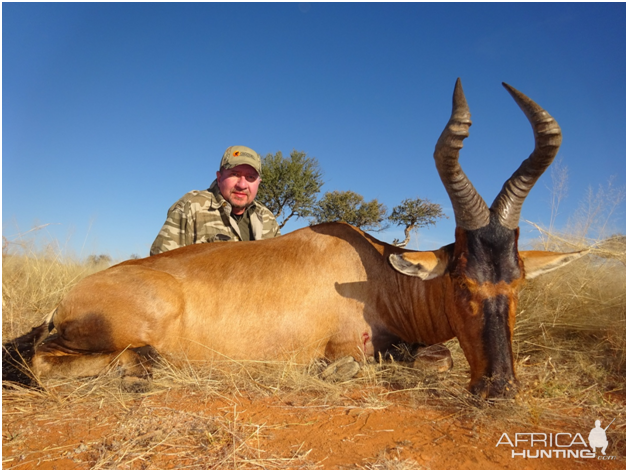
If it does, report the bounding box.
[150,180,280,255]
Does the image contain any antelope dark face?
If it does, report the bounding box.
[440,79,562,398]
[390,79,582,398]
[447,218,525,398]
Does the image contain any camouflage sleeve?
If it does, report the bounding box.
[260,207,281,239]
[149,200,194,255]
[266,216,281,239]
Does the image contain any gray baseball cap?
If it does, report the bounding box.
[219,145,262,175]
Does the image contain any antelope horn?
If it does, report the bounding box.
[434,78,490,230]
[491,83,562,230]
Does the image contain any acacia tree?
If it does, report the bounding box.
[256,150,324,229]
[312,190,388,232]
[389,197,447,247]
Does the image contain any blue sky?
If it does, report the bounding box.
[3,2,626,260]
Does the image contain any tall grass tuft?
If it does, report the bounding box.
[515,230,625,402]
[516,174,626,401]
[2,231,112,342]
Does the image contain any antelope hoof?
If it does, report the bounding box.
[470,376,518,400]
[413,344,453,373]
[120,376,152,393]
[320,356,360,382]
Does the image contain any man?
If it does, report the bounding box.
[150,145,280,255]
[588,419,609,456]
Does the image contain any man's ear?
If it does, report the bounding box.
[520,249,589,279]
[389,249,449,280]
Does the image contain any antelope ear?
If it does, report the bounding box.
[389,250,449,280]
[520,249,589,279]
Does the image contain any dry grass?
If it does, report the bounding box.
[2,225,626,469]
[2,380,318,469]
[517,224,626,400]
[362,448,421,470]
[86,405,301,469]
[2,239,111,342]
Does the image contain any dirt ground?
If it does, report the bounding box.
[3,380,625,470]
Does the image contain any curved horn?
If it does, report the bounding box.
[490,83,562,230]
[434,78,490,230]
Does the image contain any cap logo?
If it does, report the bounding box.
[233,151,240,157]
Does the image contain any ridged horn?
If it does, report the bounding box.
[490,83,562,230]
[434,78,490,230]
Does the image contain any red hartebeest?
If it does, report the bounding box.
[4,80,586,398]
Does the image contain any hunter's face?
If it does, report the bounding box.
[216,165,261,215]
